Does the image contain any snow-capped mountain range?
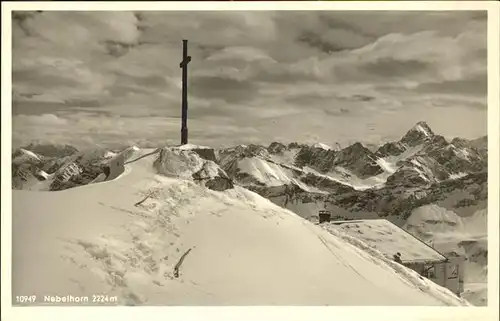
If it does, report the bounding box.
[213,122,487,223]
[12,121,487,223]
[11,121,488,305]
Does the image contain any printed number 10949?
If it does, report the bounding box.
[16,295,37,303]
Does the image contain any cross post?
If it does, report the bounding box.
[179,39,191,145]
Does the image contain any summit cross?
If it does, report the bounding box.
[179,39,192,145]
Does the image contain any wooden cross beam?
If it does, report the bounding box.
[180,39,191,145]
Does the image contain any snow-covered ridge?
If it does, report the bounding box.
[313,142,333,150]
[18,148,41,160]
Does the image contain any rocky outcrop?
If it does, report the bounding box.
[386,166,430,188]
[12,149,49,189]
[332,142,383,178]
[375,142,406,158]
[268,142,287,154]
[205,176,234,191]
[191,148,217,162]
[154,148,204,179]
[293,146,336,171]
[154,147,235,192]
[300,173,355,194]
[469,136,487,159]
[22,143,78,158]
[294,142,383,179]
[47,147,134,191]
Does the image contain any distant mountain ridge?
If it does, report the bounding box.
[212,121,487,223]
[12,121,487,223]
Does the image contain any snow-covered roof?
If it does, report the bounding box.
[325,219,447,263]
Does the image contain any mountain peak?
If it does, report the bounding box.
[344,142,367,152]
[410,121,434,137]
[400,121,435,147]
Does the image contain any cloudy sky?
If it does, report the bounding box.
[12,10,487,150]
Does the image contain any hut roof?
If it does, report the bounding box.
[325,219,447,264]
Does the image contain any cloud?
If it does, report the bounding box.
[415,75,487,97]
[11,11,487,149]
[15,113,68,126]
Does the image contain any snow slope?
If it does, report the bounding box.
[12,149,469,306]
[237,157,296,186]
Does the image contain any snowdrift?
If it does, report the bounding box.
[12,148,469,306]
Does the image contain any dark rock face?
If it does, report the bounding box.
[300,173,355,194]
[184,155,235,192]
[375,142,405,158]
[345,172,486,219]
[12,149,48,189]
[12,147,92,190]
[395,134,488,184]
[377,122,435,158]
[294,146,336,171]
[287,142,308,150]
[469,136,487,159]
[42,156,73,174]
[192,148,217,162]
[22,143,78,158]
[249,182,326,208]
[218,144,270,164]
[12,163,41,189]
[294,142,383,179]
[245,144,270,157]
[268,142,287,154]
[333,142,383,178]
[427,135,448,149]
[386,167,429,188]
[399,121,435,147]
[205,176,234,191]
[49,162,84,191]
[45,148,129,191]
